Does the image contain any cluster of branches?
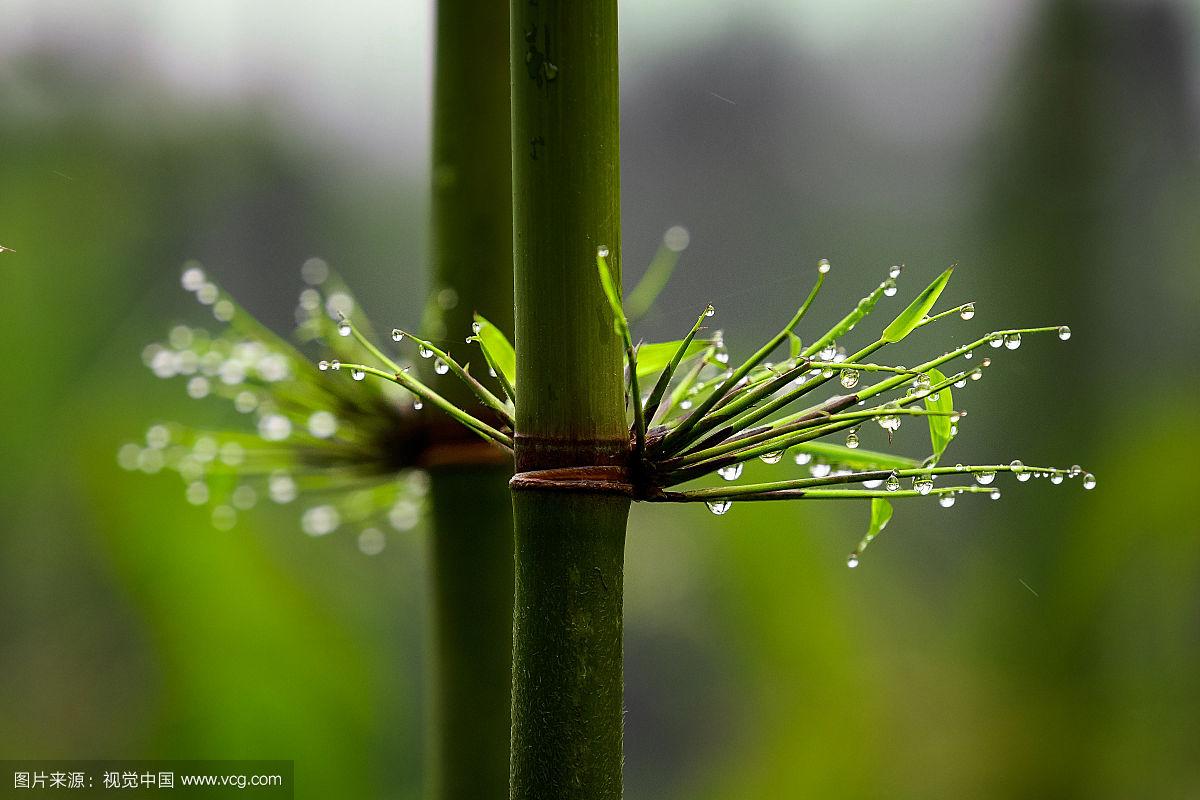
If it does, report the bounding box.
[333,256,1091,563]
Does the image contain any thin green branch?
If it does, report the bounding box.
[393,328,514,425]
[338,363,514,450]
[656,271,826,453]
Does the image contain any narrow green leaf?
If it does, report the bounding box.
[924,367,954,462]
[595,251,624,324]
[881,267,953,343]
[625,237,683,321]
[787,331,803,360]
[472,313,516,389]
[855,497,894,556]
[634,340,707,381]
[789,442,920,470]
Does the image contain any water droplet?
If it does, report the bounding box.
[885,472,901,492]
[964,351,973,360]
[211,505,237,531]
[703,304,715,317]
[318,360,330,371]
[186,481,209,506]
[760,450,784,465]
[337,320,352,337]
[1082,473,1096,490]
[232,485,258,510]
[845,431,860,449]
[330,359,341,371]
[839,369,860,388]
[954,379,968,388]
[434,358,450,375]
[938,494,956,508]
[794,452,813,466]
[413,399,424,410]
[960,303,976,320]
[882,279,898,297]
[1068,465,1082,478]
[819,342,837,360]
[888,264,903,279]
[351,369,365,381]
[955,463,965,471]
[717,463,743,481]
[970,371,982,381]
[1057,325,1071,341]
[989,488,1002,500]
[810,461,832,478]
[989,334,1004,348]
[597,245,610,259]
[268,473,297,504]
[258,414,292,442]
[1050,472,1064,484]
[471,321,483,335]
[974,470,996,485]
[181,266,206,291]
[1003,333,1022,350]
[187,376,210,399]
[913,373,932,391]
[863,479,883,489]
[847,553,860,569]
[817,258,831,274]
[706,499,732,515]
[308,410,338,438]
[302,505,341,536]
[876,415,901,432]
[419,345,434,359]
[349,527,385,557]
[392,329,405,342]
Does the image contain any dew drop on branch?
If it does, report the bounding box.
[1003,333,1022,350]
[1082,473,1096,490]
[706,499,732,515]
[960,303,975,320]
[839,369,860,388]
[717,463,743,481]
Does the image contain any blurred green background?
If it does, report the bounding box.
[2,0,1198,797]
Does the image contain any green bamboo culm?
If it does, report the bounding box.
[424,0,515,796]
[509,0,630,797]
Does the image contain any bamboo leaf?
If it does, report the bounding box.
[787,331,803,359]
[924,368,954,462]
[881,267,953,343]
[854,497,894,558]
[595,250,625,326]
[790,442,921,470]
[625,231,685,321]
[472,313,517,389]
[634,340,707,381]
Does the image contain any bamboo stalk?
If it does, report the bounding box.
[423,0,515,796]
[509,0,630,796]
